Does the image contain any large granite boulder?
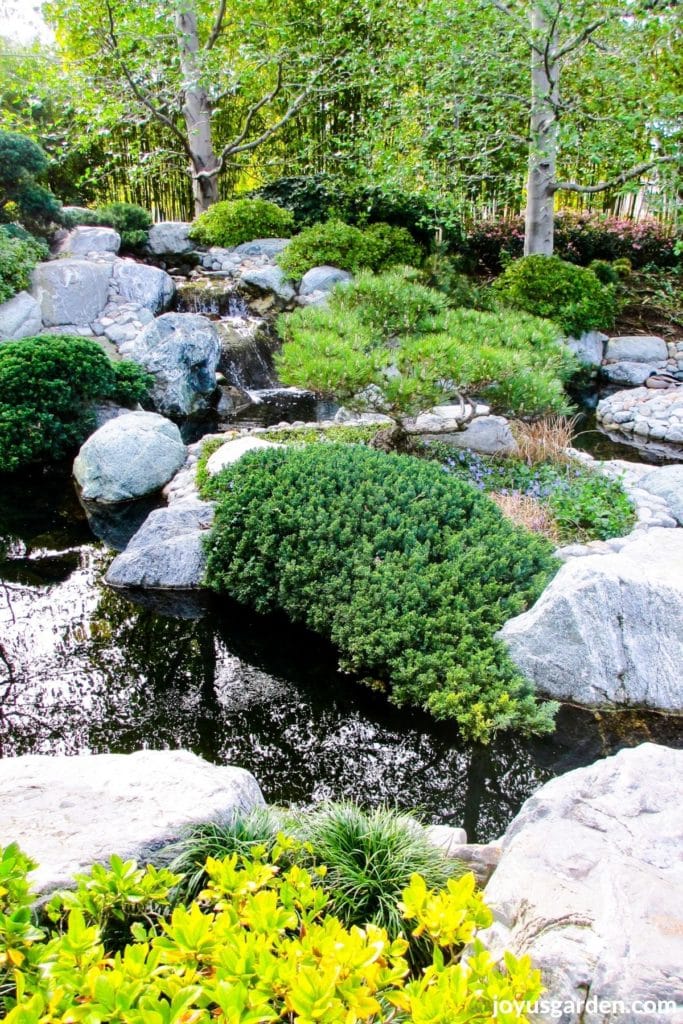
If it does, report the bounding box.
[426,414,517,455]
[479,743,683,1023]
[73,411,186,503]
[31,259,113,326]
[146,221,193,256]
[121,313,220,417]
[564,330,607,368]
[639,464,683,526]
[298,265,353,296]
[58,226,121,256]
[602,335,668,387]
[112,259,175,313]
[0,750,264,894]
[0,290,42,340]
[106,500,214,589]
[500,528,683,711]
[231,238,290,259]
[239,264,295,302]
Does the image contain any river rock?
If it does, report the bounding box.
[479,743,683,1023]
[499,527,683,711]
[112,259,175,313]
[205,436,281,476]
[106,500,214,589]
[0,749,264,894]
[73,411,186,503]
[146,221,193,256]
[58,226,121,256]
[121,313,220,417]
[425,415,517,455]
[232,238,290,259]
[597,387,683,447]
[564,330,607,368]
[299,266,353,296]
[31,259,113,326]
[0,290,42,341]
[639,464,683,526]
[603,335,668,387]
[239,264,295,302]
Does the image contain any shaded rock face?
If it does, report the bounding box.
[146,221,193,256]
[215,319,277,389]
[58,226,121,256]
[564,330,607,368]
[298,265,353,297]
[639,464,683,526]
[73,411,186,504]
[239,264,295,303]
[0,290,42,341]
[0,750,265,894]
[500,527,683,712]
[31,259,113,326]
[106,500,214,589]
[121,313,221,418]
[112,260,175,314]
[479,743,683,1024]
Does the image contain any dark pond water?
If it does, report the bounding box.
[2,466,682,844]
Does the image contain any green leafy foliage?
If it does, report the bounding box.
[0,336,152,473]
[61,202,152,249]
[0,131,61,232]
[494,255,618,335]
[277,219,380,278]
[277,268,576,423]
[203,444,558,742]
[364,222,422,270]
[189,199,294,248]
[1,841,543,1024]
[0,232,48,304]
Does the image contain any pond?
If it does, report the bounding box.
[2,466,681,844]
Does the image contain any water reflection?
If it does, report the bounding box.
[1,469,682,843]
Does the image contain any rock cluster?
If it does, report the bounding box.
[597,386,683,448]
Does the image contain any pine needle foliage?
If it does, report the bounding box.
[203,443,559,742]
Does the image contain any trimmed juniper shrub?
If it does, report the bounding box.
[203,444,559,742]
[189,198,294,248]
[0,336,152,473]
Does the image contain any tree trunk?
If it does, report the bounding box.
[175,4,221,215]
[524,3,559,256]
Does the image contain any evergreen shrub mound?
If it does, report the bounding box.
[0,336,152,473]
[204,444,558,742]
[0,230,48,303]
[277,268,576,421]
[189,198,295,248]
[62,202,152,249]
[494,254,618,335]
[1,841,543,1023]
[277,219,420,279]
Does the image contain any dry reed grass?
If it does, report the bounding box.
[510,416,579,465]
[490,491,561,543]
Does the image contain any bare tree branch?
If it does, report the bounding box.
[553,16,610,60]
[553,155,679,194]
[205,0,227,50]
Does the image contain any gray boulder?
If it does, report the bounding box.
[31,259,113,326]
[500,527,683,711]
[299,265,353,296]
[205,436,281,476]
[106,500,214,589]
[73,411,186,503]
[239,264,295,302]
[146,221,193,256]
[427,415,517,455]
[0,290,42,341]
[232,238,290,259]
[639,464,683,525]
[0,749,264,894]
[112,259,175,313]
[479,743,683,1024]
[122,313,221,417]
[605,335,668,363]
[564,330,607,368]
[58,226,121,256]
[602,361,656,387]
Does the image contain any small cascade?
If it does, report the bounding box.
[174,278,249,318]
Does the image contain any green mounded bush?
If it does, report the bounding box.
[277,268,576,423]
[277,218,377,278]
[0,131,61,233]
[0,840,543,1024]
[62,202,152,249]
[364,222,422,270]
[494,254,619,335]
[203,444,558,742]
[0,231,48,304]
[189,198,295,248]
[0,336,152,473]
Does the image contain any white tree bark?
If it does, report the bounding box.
[175,4,220,215]
[524,3,559,255]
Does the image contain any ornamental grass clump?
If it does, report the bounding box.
[203,443,559,742]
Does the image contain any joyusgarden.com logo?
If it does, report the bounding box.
[493,997,679,1018]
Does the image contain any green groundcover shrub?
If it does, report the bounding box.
[189,198,295,248]
[277,268,576,423]
[62,202,152,249]
[203,444,558,742]
[0,840,543,1024]
[0,336,152,473]
[494,254,618,335]
[0,230,48,304]
[277,220,421,279]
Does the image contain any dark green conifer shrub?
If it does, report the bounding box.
[204,444,558,742]
[0,336,152,472]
